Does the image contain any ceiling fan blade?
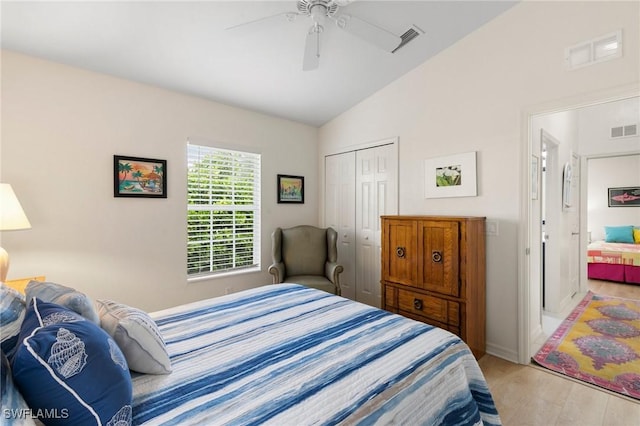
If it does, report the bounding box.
[226,11,299,31]
[303,26,321,71]
[334,14,401,52]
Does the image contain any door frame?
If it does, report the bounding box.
[518,84,639,364]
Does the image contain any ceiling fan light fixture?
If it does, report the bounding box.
[298,0,339,17]
[310,5,327,24]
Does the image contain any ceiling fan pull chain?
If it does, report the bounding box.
[315,24,321,59]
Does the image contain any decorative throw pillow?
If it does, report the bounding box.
[95,299,171,374]
[604,225,635,244]
[634,228,640,244]
[0,284,26,357]
[11,299,132,426]
[1,350,36,426]
[25,280,100,324]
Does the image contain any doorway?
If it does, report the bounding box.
[524,94,640,362]
[324,139,398,307]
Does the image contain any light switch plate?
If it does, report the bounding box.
[486,220,499,236]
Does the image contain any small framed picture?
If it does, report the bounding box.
[114,155,167,198]
[424,151,477,199]
[608,186,640,207]
[277,174,304,204]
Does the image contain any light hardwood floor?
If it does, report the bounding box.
[478,280,640,426]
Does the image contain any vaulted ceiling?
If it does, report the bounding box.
[1,1,517,126]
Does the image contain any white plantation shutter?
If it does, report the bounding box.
[187,144,261,277]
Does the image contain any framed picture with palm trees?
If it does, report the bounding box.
[114,155,167,198]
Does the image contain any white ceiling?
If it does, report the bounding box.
[1,1,517,127]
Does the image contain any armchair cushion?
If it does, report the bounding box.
[281,226,327,277]
[283,276,336,295]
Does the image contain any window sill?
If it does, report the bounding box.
[187,266,261,283]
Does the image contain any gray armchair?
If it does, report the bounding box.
[268,225,343,295]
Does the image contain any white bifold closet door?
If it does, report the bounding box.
[325,142,397,307]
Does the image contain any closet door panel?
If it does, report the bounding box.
[325,152,356,299]
[356,144,397,307]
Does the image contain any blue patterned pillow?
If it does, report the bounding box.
[0,284,26,357]
[11,299,132,425]
[604,225,635,244]
[25,281,100,324]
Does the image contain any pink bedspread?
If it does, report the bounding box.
[587,241,640,284]
[587,241,640,267]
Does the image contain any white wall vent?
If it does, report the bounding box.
[392,25,423,54]
[565,30,622,70]
[610,124,638,139]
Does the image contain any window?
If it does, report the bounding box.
[187,143,261,278]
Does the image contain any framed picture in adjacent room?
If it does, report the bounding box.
[608,186,640,207]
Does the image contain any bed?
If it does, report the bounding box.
[587,241,640,284]
[3,282,500,425]
[131,284,500,425]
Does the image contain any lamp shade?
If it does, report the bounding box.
[0,183,31,231]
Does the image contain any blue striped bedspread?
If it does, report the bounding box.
[132,284,500,425]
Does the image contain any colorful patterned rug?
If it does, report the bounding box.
[532,291,640,400]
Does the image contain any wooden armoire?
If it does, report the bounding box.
[381,216,486,358]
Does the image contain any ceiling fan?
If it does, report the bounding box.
[228,0,403,71]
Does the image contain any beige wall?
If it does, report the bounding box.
[318,1,640,361]
[1,51,319,312]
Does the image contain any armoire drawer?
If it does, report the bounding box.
[397,288,460,326]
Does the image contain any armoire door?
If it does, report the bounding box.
[418,220,460,297]
[381,218,417,287]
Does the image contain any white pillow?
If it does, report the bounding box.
[95,299,171,375]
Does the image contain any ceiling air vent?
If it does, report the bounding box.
[392,25,423,53]
[610,124,638,139]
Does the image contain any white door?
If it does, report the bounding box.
[568,152,581,296]
[355,144,398,307]
[542,131,561,312]
[325,152,356,299]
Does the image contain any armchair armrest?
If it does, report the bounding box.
[268,262,285,284]
[325,262,344,296]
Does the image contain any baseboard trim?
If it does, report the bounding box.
[485,342,519,363]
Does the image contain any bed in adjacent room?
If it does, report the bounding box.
[587,240,640,284]
[3,282,500,425]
